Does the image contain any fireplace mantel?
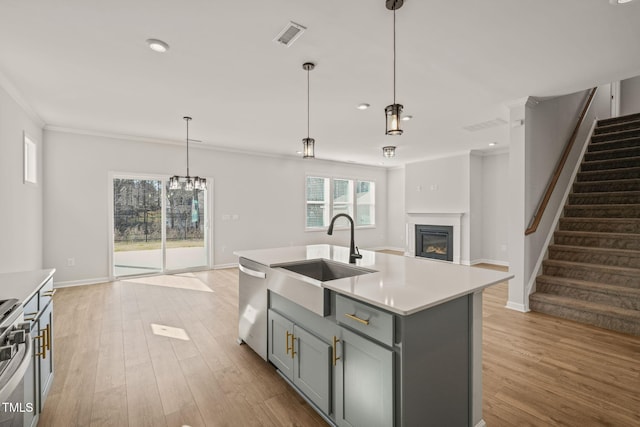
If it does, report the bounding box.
[405,212,466,264]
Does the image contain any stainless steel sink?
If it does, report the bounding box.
[278,259,375,281]
[268,259,376,316]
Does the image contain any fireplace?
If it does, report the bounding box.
[415,225,454,262]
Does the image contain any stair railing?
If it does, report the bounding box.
[525,87,598,236]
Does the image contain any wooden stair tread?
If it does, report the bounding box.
[530,293,640,320]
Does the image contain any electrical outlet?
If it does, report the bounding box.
[67,257,75,267]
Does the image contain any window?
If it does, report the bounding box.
[306,176,330,228]
[356,181,375,226]
[305,176,375,230]
[333,179,353,218]
[24,134,37,184]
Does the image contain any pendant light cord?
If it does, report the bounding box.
[307,67,310,138]
[393,7,396,105]
[186,117,190,177]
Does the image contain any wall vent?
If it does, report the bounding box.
[273,22,306,47]
[463,118,507,132]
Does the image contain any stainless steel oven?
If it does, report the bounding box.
[0,299,34,426]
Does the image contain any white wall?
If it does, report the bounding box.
[386,167,405,251]
[405,154,470,213]
[480,152,509,265]
[405,153,472,263]
[621,75,640,116]
[43,129,388,284]
[0,84,44,273]
[469,153,483,264]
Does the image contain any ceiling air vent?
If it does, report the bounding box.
[463,118,507,132]
[273,22,306,47]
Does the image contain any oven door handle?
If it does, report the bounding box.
[0,334,33,402]
[239,264,266,279]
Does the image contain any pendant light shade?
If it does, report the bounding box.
[383,145,396,158]
[385,0,404,136]
[169,116,207,191]
[302,62,316,158]
[303,137,315,158]
[385,104,403,136]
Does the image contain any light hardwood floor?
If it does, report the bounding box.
[39,265,640,426]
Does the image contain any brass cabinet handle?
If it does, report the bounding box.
[290,334,296,359]
[46,324,51,351]
[286,331,293,355]
[332,336,340,366]
[344,313,370,326]
[35,331,47,359]
[42,289,57,297]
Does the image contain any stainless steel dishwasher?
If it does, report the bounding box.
[237,257,268,360]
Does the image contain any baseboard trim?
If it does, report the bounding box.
[213,263,238,270]
[369,246,406,252]
[470,259,509,267]
[505,301,529,312]
[54,277,110,288]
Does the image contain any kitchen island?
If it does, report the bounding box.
[235,245,513,427]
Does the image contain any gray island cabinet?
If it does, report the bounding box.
[235,245,513,427]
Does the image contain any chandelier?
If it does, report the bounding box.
[169,116,206,191]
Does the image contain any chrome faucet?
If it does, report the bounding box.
[327,213,362,264]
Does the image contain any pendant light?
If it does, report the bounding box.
[169,116,207,191]
[383,146,396,158]
[385,0,403,136]
[302,62,315,158]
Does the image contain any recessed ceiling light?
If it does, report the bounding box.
[489,142,497,146]
[357,103,370,110]
[401,115,413,121]
[296,150,303,154]
[146,39,169,53]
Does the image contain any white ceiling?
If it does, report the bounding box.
[1,0,640,167]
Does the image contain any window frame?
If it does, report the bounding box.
[305,175,376,232]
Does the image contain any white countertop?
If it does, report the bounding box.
[0,269,56,303]
[234,245,513,315]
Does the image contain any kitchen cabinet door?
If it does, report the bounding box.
[268,309,294,379]
[335,327,393,427]
[292,325,331,415]
[38,302,54,408]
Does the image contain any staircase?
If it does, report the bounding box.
[529,112,640,336]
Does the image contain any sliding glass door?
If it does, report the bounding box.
[111,175,210,278]
[165,186,207,270]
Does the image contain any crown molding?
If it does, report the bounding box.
[44,125,388,170]
[0,70,46,128]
